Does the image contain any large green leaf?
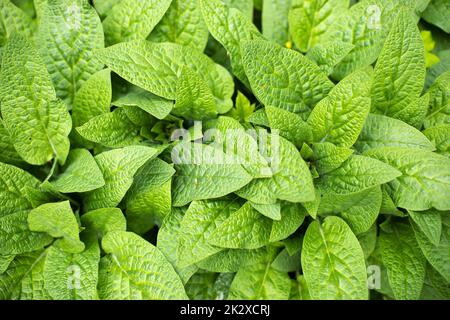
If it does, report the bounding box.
[0,34,71,165]
[302,216,368,299]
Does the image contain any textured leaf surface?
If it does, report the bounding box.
[228,248,291,300]
[365,147,450,211]
[83,146,158,211]
[289,0,349,52]
[200,0,262,85]
[178,199,241,267]
[28,201,84,253]
[0,34,71,165]
[98,231,188,299]
[423,125,450,157]
[318,155,401,195]
[102,0,172,45]
[149,0,209,51]
[302,216,368,299]
[125,158,174,233]
[371,10,426,126]
[37,0,104,106]
[308,68,372,148]
[380,222,426,300]
[172,143,252,207]
[51,149,105,193]
[242,40,334,114]
[76,108,142,148]
[355,114,435,153]
[236,137,315,204]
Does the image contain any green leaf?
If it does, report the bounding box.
[83,146,159,211]
[76,108,142,148]
[380,221,426,300]
[269,202,306,242]
[237,137,315,204]
[0,211,52,255]
[250,202,281,221]
[36,0,104,107]
[99,40,234,112]
[307,68,372,147]
[311,142,354,175]
[124,158,174,233]
[207,202,272,249]
[357,224,377,259]
[365,147,450,211]
[80,208,127,237]
[242,39,334,114]
[148,0,209,51]
[178,199,241,268]
[422,0,450,33]
[228,247,291,300]
[0,34,71,165]
[112,85,173,120]
[305,41,354,75]
[197,248,266,273]
[423,125,450,157]
[262,0,291,46]
[102,0,172,45]
[0,120,23,166]
[412,221,450,282]
[424,71,450,128]
[72,69,112,129]
[355,114,435,153]
[28,201,85,253]
[289,0,349,52]
[173,66,218,120]
[371,10,426,126]
[0,162,43,218]
[0,0,32,46]
[50,149,105,193]
[318,155,401,195]
[265,106,313,147]
[302,216,368,299]
[98,231,188,299]
[172,143,253,207]
[319,186,382,235]
[200,0,262,86]
[157,208,198,284]
[44,233,100,300]
[408,209,442,246]
[325,0,400,80]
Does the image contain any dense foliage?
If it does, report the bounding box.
[0,0,449,300]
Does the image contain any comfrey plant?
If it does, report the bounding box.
[0,0,449,300]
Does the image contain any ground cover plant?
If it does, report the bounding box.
[0,0,449,300]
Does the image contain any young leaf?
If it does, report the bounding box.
[83,146,159,211]
[50,149,105,193]
[28,201,85,253]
